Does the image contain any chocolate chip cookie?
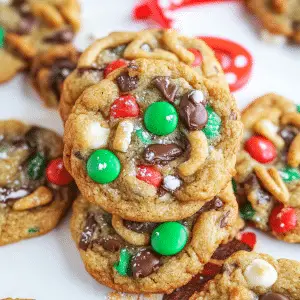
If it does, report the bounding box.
[235,93,300,243]
[0,120,76,245]
[64,58,242,221]
[59,29,228,123]
[246,0,300,44]
[191,251,300,299]
[30,44,80,107]
[0,0,80,83]
[70,182,239,294]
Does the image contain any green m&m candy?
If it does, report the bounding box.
[114,248,132,276]
[202,105,221,139]
[151,222,188,256]
[297,104,300,113]
[87,149,121,184]
[27,152,46,180]
[0,27,4,48]
[144,101,178,136]
[240,202,255,220]
[135,128,152,144]
[280,167,300,182]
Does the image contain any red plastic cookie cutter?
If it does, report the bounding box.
[198,37,253,92]
[133,0,238,28]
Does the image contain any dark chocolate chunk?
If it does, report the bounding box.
[130,249,161,279]
[293,21,300,31]
[50,59,77,99]
[17,13,36,35]
[11,0,27,7]
[43,28,74,44]
[123,220,158,234]
[220,210,230,228]
[116,72,138,92]
[152,76,178,102]
[163,273,213,300]
[79,213,97,251]
[212,238,251,260]
[94,236,122,252]
[198,197,224,214]
[260,293,289,300]
[179,91,208,130]
[144,143,183,165]
[279,126,298,147]
[0,187,30,203]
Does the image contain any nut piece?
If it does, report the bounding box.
[254,166,289,204]
[113,120,134,152]
[111,215,150,246]
[272,0,288,13]
[281,112,300,127]
[178,131,208,177]
[13,186,53,211]
[253,119,284,149]
[5,33,36,59]
[287,133,300,168]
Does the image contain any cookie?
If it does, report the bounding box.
[234,93,300,243]
[70,183,239,294]
[163,234,252,300]
[0,120,76,245]
[59,29,228,123]
[191,251,300,299]
[30,44,80,107]
[0,0,80,83]
[64,58,242,221]
[246,0,300,44]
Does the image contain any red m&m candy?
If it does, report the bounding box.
[188,48,203,67]
[269,205,297,234]
[104,59,127,78]
[245,135,277,164]
[240,232,257,249]
[136,165,162,188]
[110,95,140,118]
[46,158,73,186]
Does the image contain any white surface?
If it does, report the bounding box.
[0,1,300,299]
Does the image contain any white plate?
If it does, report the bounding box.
[0,1,299,299]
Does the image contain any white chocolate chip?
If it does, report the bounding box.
[260,119,278,134]
[113,120,134,152]
[192,90,205,104]
[86,121,110,149]
[244,259,278,288]
[163,175,181,192]
[260,30,287,45]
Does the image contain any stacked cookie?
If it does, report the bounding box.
[61,29,244,294]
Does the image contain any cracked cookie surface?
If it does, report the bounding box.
[0,120,76,245]
[70,183,239,294]
[235,93,300,243]
[191,251,300,299]
[0,0,80,83]
[59,29,228,123]
[64,58,242,221]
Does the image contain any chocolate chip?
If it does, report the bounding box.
[279,126,298,147]
[211,239,251,260]
[17,13,36,35]
[93,236,122,252]
[123,220,158,233]
[163,273,213,300]
[260,293,289,300]
[43,28,74,44]
[293,21,300,31]
[229,110,238,120]
[11,0,27,7]
[144,143,183,165]
[79,213,97,251]
[73,150,85,160]
[131,249,161,279]
[220,210,230,228]
[116,72,138,92]
[153,76,178,102]
[179,91,208,130]
[197,197,224,214]
[50,59,77,99]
